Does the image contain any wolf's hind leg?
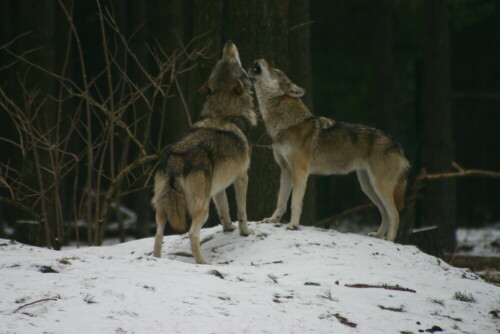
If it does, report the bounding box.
[372,180,399,242]
[234,172,253,236]
[189,203,211,264]
[357,170,389,239]
[153,211,166,258]
[213,190,235,232]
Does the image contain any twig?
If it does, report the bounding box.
[378,305,405,312]
[314,202,376,228]
[345,283,416,293]
[13,295,60,313]
[174,75,192,126]
[289,20,315,31]
[319,313,357,328]
[419,161,500,180]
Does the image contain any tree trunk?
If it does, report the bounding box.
[126,0,154,240]
[289,0,316,225]
[17,0,57,247]
[420,0,456,252]
[372,0,396,135]
[225,0,290,222]
[155,0,194,145]
[189,0,223,122]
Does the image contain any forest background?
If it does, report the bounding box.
[0,0,498,255]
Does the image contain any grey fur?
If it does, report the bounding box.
[152,42,256,264]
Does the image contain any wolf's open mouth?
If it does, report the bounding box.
[252,61,261,75]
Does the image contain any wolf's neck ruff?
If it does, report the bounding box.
[255,93,311,139]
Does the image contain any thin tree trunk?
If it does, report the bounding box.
[17,0,56,247]
[225,0,289,222]
[372,0,396,134]
[289,0,316,225]
[420,0,456,252]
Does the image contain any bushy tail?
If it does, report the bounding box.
[165,181,187,232]
[394,160,410,213]
[152,172,187,232]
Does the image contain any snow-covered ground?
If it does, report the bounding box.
[456,224,500,257]
[1,223,498,334]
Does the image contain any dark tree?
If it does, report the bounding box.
[225,0,290,222]
[420,0,456,251]
[289,0,316,225]
[189,0,317,223]
[372,0,396,135]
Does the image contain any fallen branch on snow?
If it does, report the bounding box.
[13,295,61,313]
[345,283,416,293]
[319,313,357,328]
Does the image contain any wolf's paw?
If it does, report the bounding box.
[262,216,280,224]
[195,258,212,265]
[286,222,299,230]
[223,223,236,232]
[368,232,387,240]
[240,228,254,236]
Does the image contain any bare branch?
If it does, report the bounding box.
[13,296,60,314]
[419,161,500,180]
[289,20,315,31]
[314,203,376,228]
[345,284,416,293]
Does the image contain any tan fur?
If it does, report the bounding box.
[151,42,256,264]
[249,59,410,241]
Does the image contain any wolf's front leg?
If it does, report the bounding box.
[262,164,292,224]
[213,190,235,232]
[287,168,309,230]
[234,173,253,236]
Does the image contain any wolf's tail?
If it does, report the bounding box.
[394,159,410,213]
[152,171,187,232]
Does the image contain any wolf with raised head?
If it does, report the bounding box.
[249,58,409,241]
[152,42,256,264]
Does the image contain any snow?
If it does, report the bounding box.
[456,225,500,257]
[1,223,498,334]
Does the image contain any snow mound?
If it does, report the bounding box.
[0,223,498,334]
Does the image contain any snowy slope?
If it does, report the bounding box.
[0,223,498,334]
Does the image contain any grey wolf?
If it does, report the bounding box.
[248,58,410,241]
[152,42,256,264]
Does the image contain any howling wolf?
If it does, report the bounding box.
[249,58,409,241]
[152,42,256,264]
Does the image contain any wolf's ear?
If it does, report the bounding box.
[198,82,212,95]
[232,80,244,95]
[287,83,305,98]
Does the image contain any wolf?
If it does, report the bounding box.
[248,58,410,241]
[152,42,256,264]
